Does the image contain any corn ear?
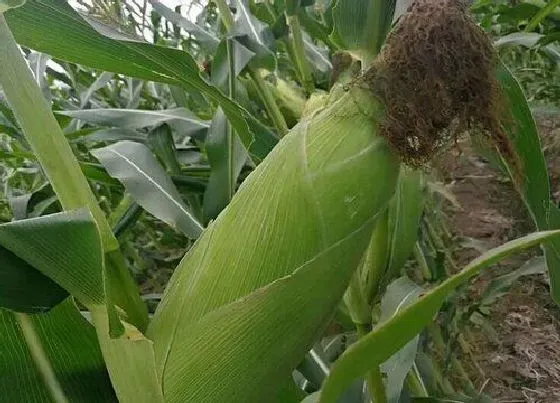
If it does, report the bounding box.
[147,86,400,401]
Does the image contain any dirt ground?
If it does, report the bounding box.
[438,114,560,402]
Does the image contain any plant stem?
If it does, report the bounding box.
[109,194,143,238]
[248,68,289,136]
[141,0,148,34]
[286,13,314,93]
[15,313,69,403]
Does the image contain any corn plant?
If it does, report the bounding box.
[1,1,559,402]
[474,0,560,107]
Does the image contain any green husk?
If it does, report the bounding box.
[147,85,401,401]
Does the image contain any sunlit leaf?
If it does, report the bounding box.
[58,108,210,139]
[92,141,204,238]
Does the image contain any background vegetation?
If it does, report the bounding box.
[2,0,560,402]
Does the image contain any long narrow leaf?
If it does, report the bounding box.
[379,277,424,403]
[92,141,203,239]
[495,63,560,303]
[330,0,396,63]
[148,0,220,52]
[0,209,164,402]
[319,230,560,403]
[231,0,276,69]
[203,108,247,220]
[59,108,210,138]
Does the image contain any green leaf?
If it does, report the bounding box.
[58,108,210,139]
[79,71,114,108]
[319,230,560,403]
[231,0,276,69]
[27,51,51,102]
[148,0,220,52]
[88,306,164,403]
[379,277,424,403]
[211,39,255,91]
[297,9,337,50]
[525,0,560,32]
[148,124,182,175]
[0,210,165,403]
[147,88,400,400]
[0,12,117,252]
[0,209,104,308]
[92,141,203,239]
[76,128,147,144]
[203,108,247,220]
[80,162,122,187]
[5,0,278,161]
[0,245,68,313]
[545,202,560,304]
[0,299,116,403]
[330,0,396,63]
[297,349,330,389]
[303,33,332,73]
[382,168,425,285]
[495,32,560,63]
[495,63,560,303]
[302,392,320,403]
[480,256,546,307]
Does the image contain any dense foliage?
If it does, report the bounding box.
[1,1,560,402]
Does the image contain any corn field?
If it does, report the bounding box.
[1,0,560,402]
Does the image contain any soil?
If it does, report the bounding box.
[437,114,560,402]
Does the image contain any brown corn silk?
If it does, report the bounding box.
[365,0,519,177]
